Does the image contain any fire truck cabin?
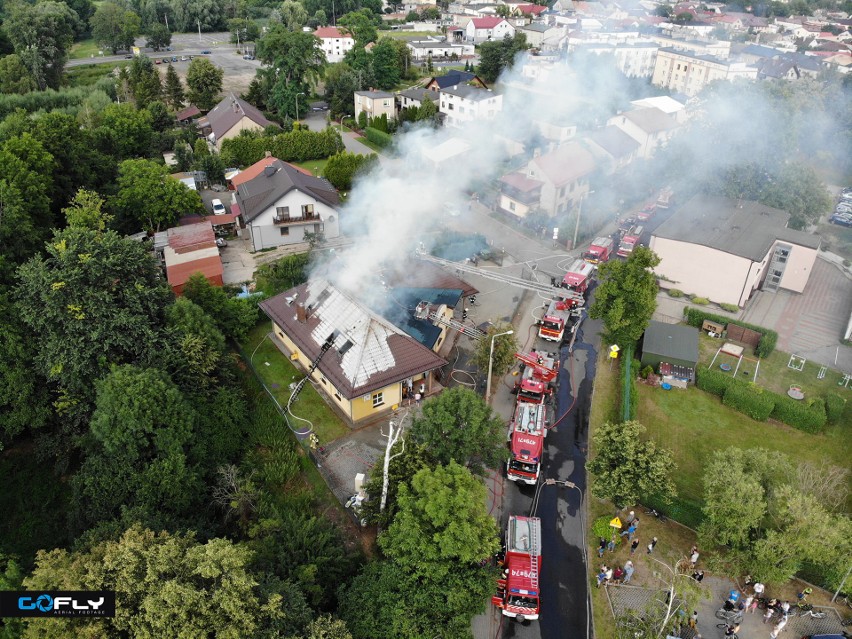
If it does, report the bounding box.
[561,259,594,294]
[506,401,547,484]
[617,225,643,257]
[538,299,577,342]
[493,515,542,621]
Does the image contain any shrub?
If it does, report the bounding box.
[619,357,639,421]
[770,395,827,433]
[641,365,654,379]
[667,289,684,298]
[824,393,847,424]
[220,127,345,167]
[690,296,709,305]
[364,127,392,149]
[591,516,622,545]
[683,307,778,357]
[323,151,378,191]
[722,382,775,421]
[696,367,739,397]
[720,303,739,313]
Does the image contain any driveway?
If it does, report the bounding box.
[740,256,852,372]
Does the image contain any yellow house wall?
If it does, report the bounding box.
[778,242,818,293]
[350,382,403,421]
[217,117,265,148]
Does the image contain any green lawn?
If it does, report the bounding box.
[294,159,328,177]
[697,333,851,402]
[639,382,851,525]
[69,38,105,60]
[65,61,128,87]
[241,322,349,445]
[355,136,386,154]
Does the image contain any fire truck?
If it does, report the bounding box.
[506,400,548,484]
[582,237,614,264]
[617,225,644,258]
[561,258,594,294]
[636,204,656,222]
[538,298,580,342]
[513,350,558,404]
[493,515,542,621]
[657,186,674,209]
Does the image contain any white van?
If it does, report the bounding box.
[211,199,226,215]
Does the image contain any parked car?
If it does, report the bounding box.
[211,199,226,215]
[180,55,188,61]
[154,58,162,64]
[200,49,211,54]
[835,203,852,214]
[830,215,852,227]
[216,237,228,248]
[124,54,133,59]
[242,54,255,60]
[171,56,178,62]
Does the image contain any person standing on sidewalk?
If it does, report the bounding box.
[647,537,658,553]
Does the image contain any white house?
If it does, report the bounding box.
[232,157,340,252]
[464,17,515,43]
[525,142,596,216]
[314,26,355,63]
[407,40,474,61]
[439,85,503,127]
[520,23,564,49]
[607,107,678,158]
[354,90,395,122]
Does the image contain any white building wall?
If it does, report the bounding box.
[319,35,354,63]
[247,190,339,252]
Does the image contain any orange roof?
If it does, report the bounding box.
[231,157,313,187]
[314,27,349,39]
[167,221,216,252]
[167,255,224,288]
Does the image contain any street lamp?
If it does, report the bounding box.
[486,329,513,403]
[572,190,596,252]
[295,92,305,122]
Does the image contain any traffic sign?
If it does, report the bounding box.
[609,517,622,528]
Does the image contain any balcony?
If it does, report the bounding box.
[273,211,320,225]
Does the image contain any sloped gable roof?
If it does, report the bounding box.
[623,107,677,134]
[531,142,596,187]
[586,126,641,158]
[235,159,339,222]
[472,16,507,28]
[260,280,447,399]
[206,93,274,140]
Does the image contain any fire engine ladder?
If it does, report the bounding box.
[528,519,539,588]
[514,352,557,382]
[287,331,338,409]
[415,248,584,306]
[414,302,486,340]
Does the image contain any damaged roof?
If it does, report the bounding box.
[260,280,447,400]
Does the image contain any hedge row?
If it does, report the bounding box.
[220,127,345,168]
[723,382,775,421]
[364,127,393,149]
[696,367,829,433]
[683,307,778,357]
[620,356,639,421]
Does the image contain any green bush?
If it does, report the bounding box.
[824,393,847,424]
[770,395,827,433]
[720,303,739,313]
[220,127,345,168]
[364,127,392,148]
[696,367,739,397]
[722,382,775,421]
[323,151,378,191]
[683,307,778,357]
[591,516,622,545]
[667,289,684,298]
[619,357,639,421]
[641,365,654,379]
[690,296,709,305]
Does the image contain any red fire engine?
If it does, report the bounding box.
[493,515,542,621]
[582,237,614,264]
[637,204,656,222]
[561,258,594,294]
[506,401,548,484]
[538,298,579,342]
[617,225,644,258]
[513,350,557,404]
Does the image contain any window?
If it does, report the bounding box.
[302,203,314,216]
[509,201,516,211]
[320,376,327,385]
[334,391,341,401]
[459,106,465,114]
[275,206,290,220]
[280,227,289,236]
[372,392,384,408]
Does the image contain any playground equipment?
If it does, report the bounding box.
[787,354,806,371]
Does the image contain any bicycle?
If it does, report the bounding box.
[643,507,668,523]
[716,623,739,639]
[715,609,744,623]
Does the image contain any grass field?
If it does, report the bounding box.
[355,136,387,154]
[65,61,127,87]
[294,158,328,177]
[69,38,106,60]
[241,322,350,444]
[697,333,852,399]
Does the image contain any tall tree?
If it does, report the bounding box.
[112,158,205,232]
[0,54,36,94]
[324,63,358,117]
[338,9,377,45]
[163,63,185,110]
[0,133,56,252]
[587,420,676,507]
[6,1,80,90]
[15,227,172,408]
[473,323,519,377]
[128,55,163,108]
[256,26,324,118]
[410,387,506,476]
[588,245,660,348]
[63,189,112,231]
[24,526,315,639]
[228,18,260,43]
[182,273,259,341]
[186,57,224,110]
[146,23,172,51]
[279,1,308,30]
[91,2,142,54]
[168,0,226,32]
[370,39,400,89]
[97,103,154,159]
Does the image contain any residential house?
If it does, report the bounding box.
[424,70,488,91]
[608,107,678,158]
[651,48,757,97]
[583,126,641,172]
[439,85,503,127]
[520,23,564,49]
[757,58,801,80]
[175,104,201,125]
[640,321,699,386]
[649,34,731,59]
[199,94,275,150]
[464,17,515,42]
[516,3,547,18]
[498,172,544,219]
[313,26,355,63]
[397,87,436,114]
[630,95,687,122]
[407,39,474,60]
[162,221,223,295]
[354,90,395,123]
[571,41,660,77]
[524,142,596,216]
[650,195,820,307]
[259,280,448,423]
[232,157,340,252]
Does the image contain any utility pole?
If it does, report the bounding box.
[379,412,408,527]
[198,19,202,43]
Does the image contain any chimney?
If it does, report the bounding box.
[265,150,272,158]
[295,303,307,323]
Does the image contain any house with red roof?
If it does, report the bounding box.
[314,26,354,63]
[465,17,515,43]
[163,221,223,295]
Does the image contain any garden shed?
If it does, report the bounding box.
[640,321,700,384]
